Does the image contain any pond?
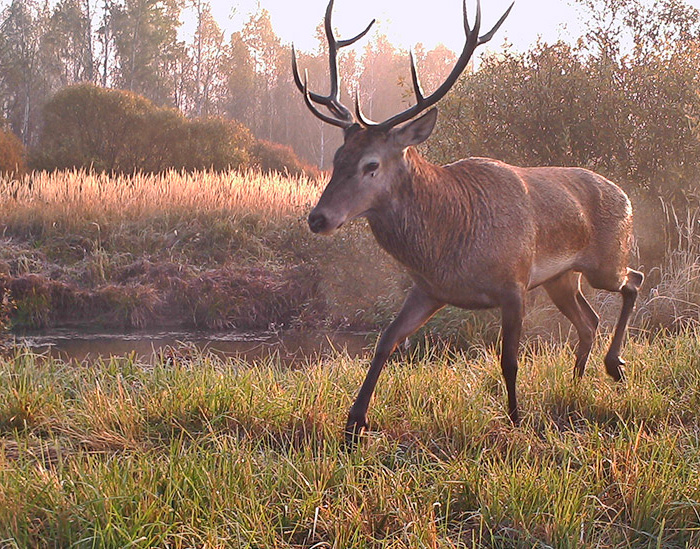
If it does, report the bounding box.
[13,329,375,364]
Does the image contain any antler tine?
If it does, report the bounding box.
[292,44,347,121]
[324,0,342,101]
[323,0,375,118]
[478,1,514,45]
[472,0,482,41]
[337,18,376,48]
[302,70,353,129]
[292,0,375,128]
[362,0,511,131]
[354,86,378,127]
[409,51,425,104]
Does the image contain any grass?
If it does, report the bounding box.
[0,169,405,330]
[1,332,700,547]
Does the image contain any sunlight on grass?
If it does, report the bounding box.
[1,332,699,547]
[0,168,323,225]
[0,169,407,330]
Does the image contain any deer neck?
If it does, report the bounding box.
[366,148,476,281]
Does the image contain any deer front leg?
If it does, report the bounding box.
[500,291,524,425]
[345,286,444,447]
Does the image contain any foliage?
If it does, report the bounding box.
[32,84,255,173]
[32,84,155,172]
[251,139,320,177]
[178,117,252,172]
[430,39,700,202]
[0,126,26,176]
[110,0,184,105]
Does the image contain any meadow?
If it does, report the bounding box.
[0,169,699,547]
[1,334,700,547]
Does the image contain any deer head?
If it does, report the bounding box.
[293,0,513,234]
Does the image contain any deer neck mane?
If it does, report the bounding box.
[366,147,477,280]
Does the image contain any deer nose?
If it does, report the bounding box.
[308,211,328,234]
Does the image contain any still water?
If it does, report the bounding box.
[14,329,375,364]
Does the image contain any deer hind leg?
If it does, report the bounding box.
[501,289,525,425]
[603,268,644,381]
[544,271,599,379]
[345,285,444,447]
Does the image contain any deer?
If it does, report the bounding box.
[292,0,644,445]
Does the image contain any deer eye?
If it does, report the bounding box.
[363,161,379,175]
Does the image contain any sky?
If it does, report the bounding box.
[201,0,700,54]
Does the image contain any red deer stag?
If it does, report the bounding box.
[293,0,644,444]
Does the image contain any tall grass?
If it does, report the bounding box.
[1,335,700,547]
[635,204,700,329]
[0,169,404,330]
[1,168,322,222]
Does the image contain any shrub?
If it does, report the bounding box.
[181,117,252,172]
[32,85,255,174]
[32,84,156,172]
[251,139,320,178]
[0,127,26,177]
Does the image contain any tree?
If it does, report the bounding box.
[96,0,115,86]
[240,9,283,140]
[0,0,48,144]
[43,0,95,87]
[189,0,226,117]
[220,30,256,124]
[357,33,407,122]
[110,0,184,105]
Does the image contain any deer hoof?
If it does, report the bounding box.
[605,355,626,382]
[343,415,368,450]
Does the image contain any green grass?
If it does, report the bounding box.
[2,331,700,548]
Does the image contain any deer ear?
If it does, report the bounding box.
[391,108,438,148]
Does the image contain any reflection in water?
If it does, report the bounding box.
[15,329,375,364]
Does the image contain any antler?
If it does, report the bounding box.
[355,0,513,130]
[292,0,375,129]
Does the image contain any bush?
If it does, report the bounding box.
[181,117,252,172]
[250,139,320,178]
[32,84,255,174]
[0,126,26,177]
[32,84,157,172]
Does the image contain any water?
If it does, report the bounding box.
[14,329,375,364]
